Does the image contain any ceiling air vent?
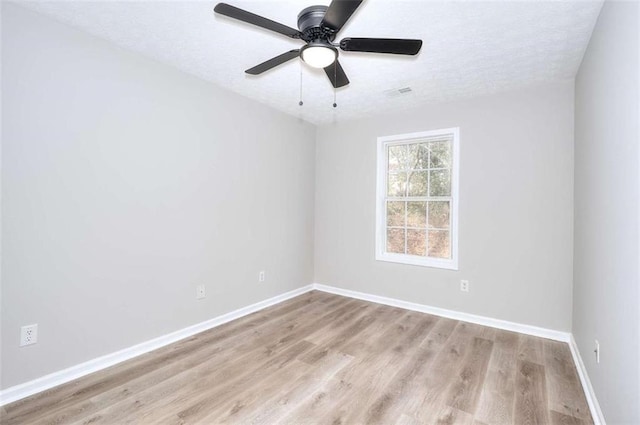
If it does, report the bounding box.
[384,87,413,98]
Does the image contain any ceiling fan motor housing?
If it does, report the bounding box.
[297,5,336,42]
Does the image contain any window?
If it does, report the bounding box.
[376,128,459,269]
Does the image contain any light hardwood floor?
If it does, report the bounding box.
[1,291,592,425]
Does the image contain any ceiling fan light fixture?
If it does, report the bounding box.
[301,44,337,68]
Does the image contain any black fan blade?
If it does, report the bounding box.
[321,0,363,33]
[245,50,300,75]
[324,60,350,88]
[340,38,422,55]
[214,3,303,39]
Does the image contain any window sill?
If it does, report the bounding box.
[376,252,458,270]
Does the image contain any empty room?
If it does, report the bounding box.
[1,0,639,424]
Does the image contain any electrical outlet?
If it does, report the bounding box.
[258,271,265,283]
[594,340,600,363]
[20,324,38,347]
[460,280,469,292]
[196,284,206,300]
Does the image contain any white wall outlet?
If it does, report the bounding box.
[594,339,600,363]
[20,324,38,347]
[460,280,470,292]
[196,284,206,300]
[258,271,265,283]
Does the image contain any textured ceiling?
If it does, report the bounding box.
[16,0,603,125]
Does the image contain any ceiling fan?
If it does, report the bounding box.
[213,0,423,89]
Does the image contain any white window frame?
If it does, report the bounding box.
[375,128,459,270]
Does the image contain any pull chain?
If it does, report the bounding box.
[298,62,339,108]
[333,63,337,108]
[299,64,303,106]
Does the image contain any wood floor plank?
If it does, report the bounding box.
[208,350,353,424]
[474,329,519,425]
[543,339,593,423]
[246,351,353,425]
[302,297,372,344]
[271,327,404,422]
[420,316,459,350]
[395,413,423,425]
[433,405,475,425]
[276,311,433,425]
[192,353,324,424]
[4,293,594,425]
[550,410,587,425]
[412,322,486,422]
[337,304,408,356]
[350,314,440,423]
[518,334,544,365]
[297,303,387,362]
[444,336,494,414]
[364,346,435,425]
[362,316,458,425]
[514,360,549,425]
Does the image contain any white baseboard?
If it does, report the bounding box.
[568,335,606,425]
[0,284,314,406]
[312,283,571,342]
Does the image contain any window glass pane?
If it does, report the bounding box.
[387,228,406,254]
[407,201,426,227]
[388,145,407,171]
[428,201,450,229]
[387,201,405,227]
[387,172,407,197]
[418,144,430,169]
[407,144,418,169]
[429,141,451,168]
[407,229,426,256]
[429,169,451,196]
[408,171,428,196]
[428,230,450,258]
[407,143,429,170]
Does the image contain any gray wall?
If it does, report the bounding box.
[314,82,575,332]
[573,1,640,424]
[1,4,316,389]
